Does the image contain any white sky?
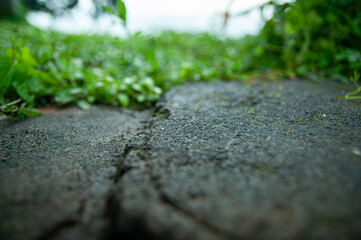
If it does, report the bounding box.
[27,0,274,37]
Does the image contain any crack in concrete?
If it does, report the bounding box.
[157,193,243,240]
[35,218,79,240]
[103,191,120,239]
[34,114,155,240]
[101,114,159,239]
[35,199,87,240]
[116,106,242,239]
[103,190,158,240]
[112,144,134,183]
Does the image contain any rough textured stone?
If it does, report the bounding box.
[115,80,361,240]
[1,80,361,240]
[0,106,150,240]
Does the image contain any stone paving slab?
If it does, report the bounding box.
[0,106,150,240]
[115,79,361,240]
[1,79,361,240]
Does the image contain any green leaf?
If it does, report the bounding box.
[117,0,127,25]
[87,96,95,103]
[77,100,91,110]
[0,67,15,97]
[102,5,116,15]
[19,108,42,117]
[345,71,361,100]
[48,62,66,85]
[248,108,255,114]
[117,93,129,107]
[136,94,146,103]
[0,99,21,112]
[0,54,14,96]
[141,77,155,89]
[28,76,42,93]
[19,47,37,67]
[68,58,84,80]
[102,1,127,26]
[351,70,360,85]
[345,87,361,100]
[55,91,76,104]
[12,79,34,104]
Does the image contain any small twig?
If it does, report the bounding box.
[0,99,21,110]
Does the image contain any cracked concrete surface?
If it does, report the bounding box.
[1,80,361,240]
[0,106,150,240]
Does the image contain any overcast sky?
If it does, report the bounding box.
[27,0,273,37]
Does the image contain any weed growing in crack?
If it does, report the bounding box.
[345,71,361,100]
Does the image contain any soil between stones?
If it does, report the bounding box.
[1,79,361,240]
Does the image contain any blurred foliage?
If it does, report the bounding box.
[22,0,79,15]
[102,0,127,28]
[240,0,361,82]
[22,0,118,16]
[0,0,120,18]
[0,0,360,118]
[0,21,246,118]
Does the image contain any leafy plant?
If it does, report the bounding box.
[228,0,361,81]
[345,71,361,100]
[1,0,360,118]
[0,98,41,118]
[248,108,255,114]
[102,0,127,26]
[1,15,259,119]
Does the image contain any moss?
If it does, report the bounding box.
[213,92,228,101]
[335,119,345,123]
[154,107,170,120]
[296,117,304,122]
[309,208,351,228]
[254,163,280,173]
[191,98,204,104]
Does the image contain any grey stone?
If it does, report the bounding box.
[1,80,361,240]
[0,106,150,240]
[115,80,361,240]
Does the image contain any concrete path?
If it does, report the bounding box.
[1,79,361,240]
[0,106,150,240]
